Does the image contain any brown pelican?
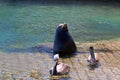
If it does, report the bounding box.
[50,54,70,75]
[87,47,99,69]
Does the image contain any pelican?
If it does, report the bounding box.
[87,47,99,67]
[50,54,70,75]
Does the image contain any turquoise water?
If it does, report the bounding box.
[0,2,120,50]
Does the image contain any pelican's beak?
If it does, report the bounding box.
[49,68,54,75]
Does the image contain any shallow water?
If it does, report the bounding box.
[0,2,120,51]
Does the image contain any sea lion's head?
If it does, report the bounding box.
[57,23,68,32]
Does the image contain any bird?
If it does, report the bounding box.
[87,47,99,68]
[50,54,70,75]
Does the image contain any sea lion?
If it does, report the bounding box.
[53,23,77,57]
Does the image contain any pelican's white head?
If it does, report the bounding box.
[53,54,59,61]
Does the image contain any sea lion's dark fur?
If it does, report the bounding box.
[53,24,77,57]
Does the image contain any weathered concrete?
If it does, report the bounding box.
[0,40,120,80]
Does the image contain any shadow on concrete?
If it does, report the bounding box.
[2,43,53,54]
[1,44,89,59]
